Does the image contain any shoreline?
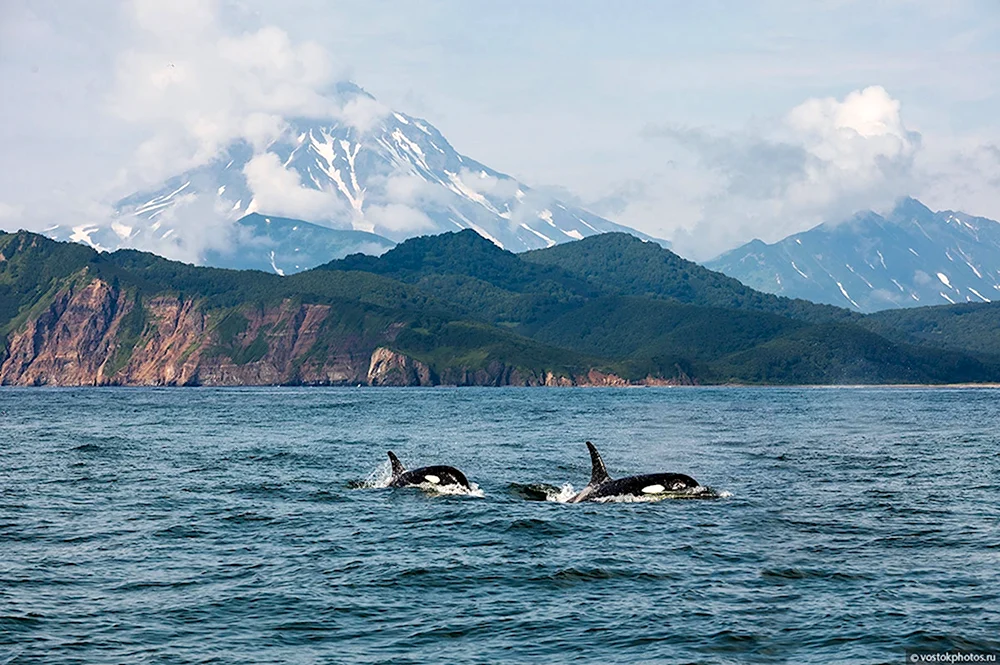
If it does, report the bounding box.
[2,383,999,390]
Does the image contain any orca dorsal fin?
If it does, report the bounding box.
[387,451,406,479]
[586,441,611,486]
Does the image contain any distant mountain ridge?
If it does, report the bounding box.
[203,214,394,275]
[708,198,1000,312]
[3,228,1000,386]
[43,83,661,274]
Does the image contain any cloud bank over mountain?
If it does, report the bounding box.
[0,0,998,262]
[111,1,361,184]
[629,85,930,258]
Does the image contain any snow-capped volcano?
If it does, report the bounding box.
[707,198,1000,312]
[50,84,659,273]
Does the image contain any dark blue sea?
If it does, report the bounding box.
[2,387,999,664]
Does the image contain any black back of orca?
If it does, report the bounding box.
[569,441,700,502]
[386,452,471,489]
[584,472,700,501]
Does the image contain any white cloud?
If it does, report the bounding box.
[786,85,918,177]
[2,0,395,262]
[338,95,390,132]
[108,2,345,190]
[106,0,387,201]
[124,192,239,264]
[241,113,291,152]
[363,203,436,237]
[243,153,345,221]
[628,86,924,259]
[379,172,448,206]
[457,168,521,199]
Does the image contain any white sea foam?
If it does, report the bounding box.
[357,460,394,488]
[546,483,579,503]
[417,481,485,498]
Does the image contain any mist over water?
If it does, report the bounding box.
[2,387,999,663]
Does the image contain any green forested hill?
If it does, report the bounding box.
[326,229,597,296]
[2,228,999,385]
[322,229,599,329]
[863,302,1000,359]
[522,232,858,324]
[318,230,1000,383]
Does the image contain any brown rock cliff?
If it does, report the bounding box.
[0,277,682,387]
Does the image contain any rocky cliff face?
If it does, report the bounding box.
[1,277,125,385]
[0,275,679,387]
[367,347,434,386]
[0,275,378,386]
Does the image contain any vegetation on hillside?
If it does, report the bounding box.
[3,227,999,385]
[523,233,858,323]
[863,302,1000,359]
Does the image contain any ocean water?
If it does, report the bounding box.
[1,387,998,664]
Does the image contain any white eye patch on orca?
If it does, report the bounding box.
[424,474,441,484]
[641,484,665,494]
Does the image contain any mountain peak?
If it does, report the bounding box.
[889,196,933,221]
[375,228,511,265]
[329,229,516,275]
[94,86,659,270]
[333,81,374,100]
[321,228,602,299]
[708,200,1000,312]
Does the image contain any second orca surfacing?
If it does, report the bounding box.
[568,441,704,503]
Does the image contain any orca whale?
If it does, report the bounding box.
[568,441,701,503]
[386,451,472,490]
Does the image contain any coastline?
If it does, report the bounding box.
[3,382,999,389]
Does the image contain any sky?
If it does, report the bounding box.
[1,0,998,259]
